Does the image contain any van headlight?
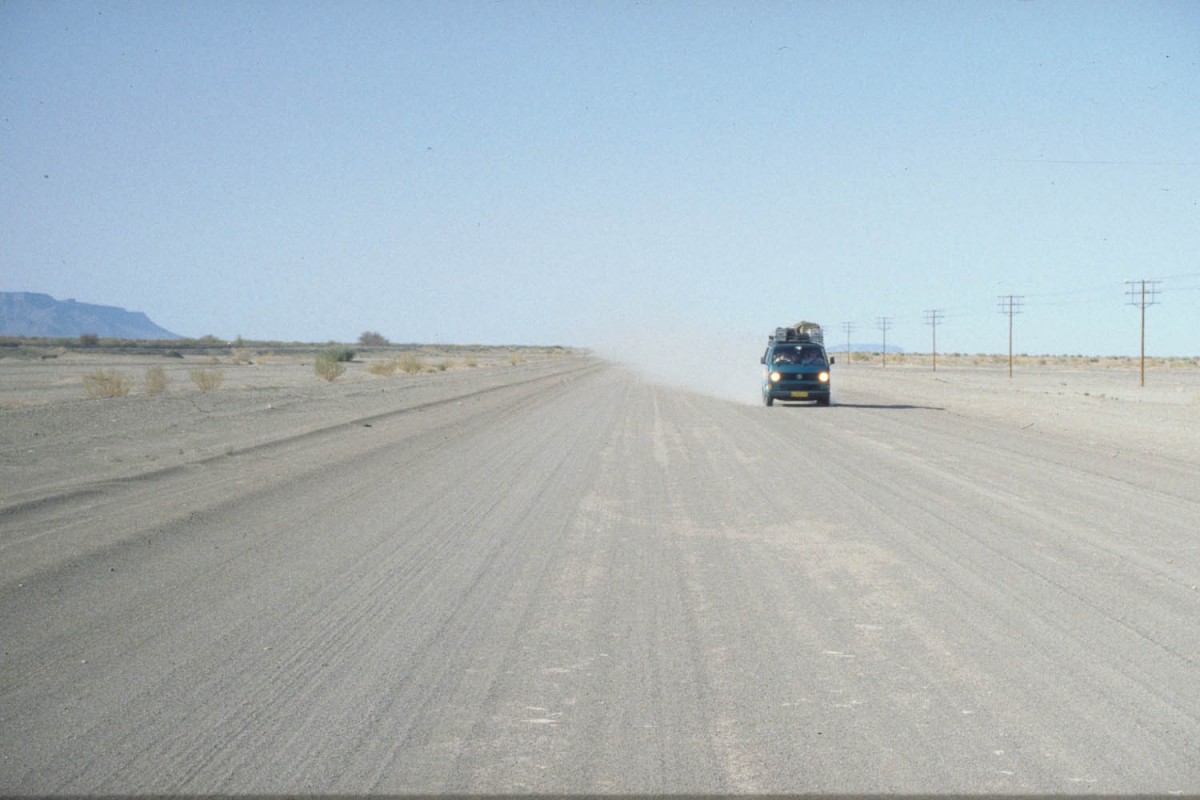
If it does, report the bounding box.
[818,371,830,382]
[769,371,781,383]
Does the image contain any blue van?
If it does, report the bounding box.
[761,326,833,406]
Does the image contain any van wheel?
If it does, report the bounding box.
[764,395,774,407]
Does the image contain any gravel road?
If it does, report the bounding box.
[2,354,1198,793]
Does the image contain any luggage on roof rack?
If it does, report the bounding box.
[773,326,808,343]
[769,322,824,345]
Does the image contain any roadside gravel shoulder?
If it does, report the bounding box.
[0,353,597,506]
[835,363,1200,466]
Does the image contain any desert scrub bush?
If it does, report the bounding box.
[509,353,525,366]
[435,359,451,372]
[398,354,423,374]
[324,347,356,363]
[83,369,130,398]
[368,359,398,376]
[465,356,478,368]
[190,368,224,391]
[144,365,169,395]
[315,351,347,382]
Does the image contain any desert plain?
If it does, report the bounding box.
[2,344,1199,793]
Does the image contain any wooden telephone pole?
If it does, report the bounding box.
[876,317,892,367]
[1125,279,1160,387]
[923,309,944,371]
[997,295,1024,378]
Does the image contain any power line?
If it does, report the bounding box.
[877,316,893,367]
[1164,272,1200,294]
[923,309,944,371]
[1125,279,1161,387]
[997,295,1024,378]
[993,158,1199,166]
[840,321,855,362]
[1025,284,1117,301]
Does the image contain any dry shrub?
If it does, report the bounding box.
[144,365,169,395]
[83,369,130,398]
[465,356,478,368]
[369,360,398,376]
[509,353,525,366]
[324,347,356,363]
[190,368,224,391]
[398,354,423,374]
[315,352,346,382]
[231,348,254,365]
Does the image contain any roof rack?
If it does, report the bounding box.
[768,323,824,345]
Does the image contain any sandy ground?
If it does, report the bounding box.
[835,359,1200,464]
[2,349,1198,793]
[0,346,574,504]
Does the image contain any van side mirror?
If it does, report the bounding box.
[830,356,836,365]
[760,356,766,364]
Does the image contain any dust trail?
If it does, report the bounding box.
[590,325,765,406]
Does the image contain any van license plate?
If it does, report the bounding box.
[790,391,809,398]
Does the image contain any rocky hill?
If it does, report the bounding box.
[0,292,181,340]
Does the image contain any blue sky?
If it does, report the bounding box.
[3,1,1197,355]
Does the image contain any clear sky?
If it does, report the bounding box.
[2,1,1197,355]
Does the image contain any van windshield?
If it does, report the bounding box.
[772,345,825,366]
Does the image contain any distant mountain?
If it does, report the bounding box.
[0,292,182,340]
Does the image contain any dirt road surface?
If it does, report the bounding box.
[3,353,1198,793]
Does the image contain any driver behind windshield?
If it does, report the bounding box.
[799,346,824,365]
[773,346,823,366]
[772,347,798,365]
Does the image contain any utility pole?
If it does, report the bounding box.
[997,295,1024,378]
[1125,279,1161,387]
[840,321,855,365]
[923,309,944,371]
[876,316,892,367]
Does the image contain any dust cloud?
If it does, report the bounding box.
[590,325,766,406]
